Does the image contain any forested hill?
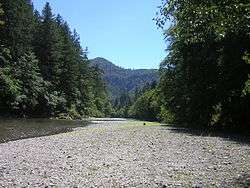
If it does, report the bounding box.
[0,1,113,118]
[90,57,159,100]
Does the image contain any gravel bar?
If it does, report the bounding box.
[0,119,249,187]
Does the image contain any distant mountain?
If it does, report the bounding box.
[90,57,159,100]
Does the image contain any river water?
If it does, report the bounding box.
[0,118,89,143]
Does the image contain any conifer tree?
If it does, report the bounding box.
[12,52,47,115]
[0,0,113,118]
[0,0,35,58]
[90,66,113,117]
[0,47,20,114]
[59,22,79,108]
[35,2,63,84]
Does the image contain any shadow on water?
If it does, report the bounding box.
[0,118,90,143]
[160,124,250,145]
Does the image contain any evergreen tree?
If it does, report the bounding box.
[90,66,113,117]
[76,61,95,116]
[0,47,20,115]
[59,22,79,108]
[0,1,112,118]
[0,0,35,58]
[11,52,47,116]
[35,2,63,84]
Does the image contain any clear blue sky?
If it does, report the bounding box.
[32,0,167,69]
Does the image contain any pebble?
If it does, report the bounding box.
[0,119,249,187]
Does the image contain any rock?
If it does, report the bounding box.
[0,119,249,187]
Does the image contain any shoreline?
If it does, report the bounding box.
[0,119,249,187]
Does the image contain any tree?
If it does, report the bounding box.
[0,47,21,115]
[0,1,112,118]
[11,52,47,115]
[157,0,250,130]
[59,22,79,108]
[0,3,4,26]
[128,82,168,121]
[0,0,35,58]
[92,66,113,117]
[114,93,132,117]
[35,2,63,84]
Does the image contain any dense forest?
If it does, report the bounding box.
[129,0,249,132]
[0,0,112,119]
[95,1,249,133]
[110,82,162,120]
[156,0,250,131]
[90,58,161,118]
[90,57,158,101]
[0,0,249,132]
[115,0,250,132]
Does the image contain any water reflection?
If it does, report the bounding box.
[0,118,89,143]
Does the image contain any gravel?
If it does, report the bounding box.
[0,119,249,187]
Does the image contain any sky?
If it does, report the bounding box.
[32,0,167,69]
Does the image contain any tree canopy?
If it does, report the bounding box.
[156,0,250,131]
[0,0,112,119]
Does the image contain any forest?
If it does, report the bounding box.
[0,1,249,187]
[90,57,158,101]
[115,0,250,132]
[0,0,112,119]
[0,0,249,132]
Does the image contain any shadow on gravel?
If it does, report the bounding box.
[226,173,250,188]
[160,125,250,145]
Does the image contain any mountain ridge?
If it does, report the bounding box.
[90,57,159,100]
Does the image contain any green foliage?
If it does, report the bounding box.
[11,52,47,115]
[89,66,113,117]
[112,81,175,122]
[35,3,63,84]
[91,57,158,101]
[0,1,112,118]
[68,105,81,119]
[0,3,4,26]
[157,0,250,130]
[113,92,132,118]
[242,53,250,96]
[44,90,66,116]
[129,89,161,121]
[0,0,35,58]
[158,106,175,124]
[0,47,20,114]
[127,81,175,123]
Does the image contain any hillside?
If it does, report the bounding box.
[90,57,159,100]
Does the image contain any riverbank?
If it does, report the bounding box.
[0,119,249,187]
[0,118,90,143]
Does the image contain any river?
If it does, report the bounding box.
[0,118,89,143]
